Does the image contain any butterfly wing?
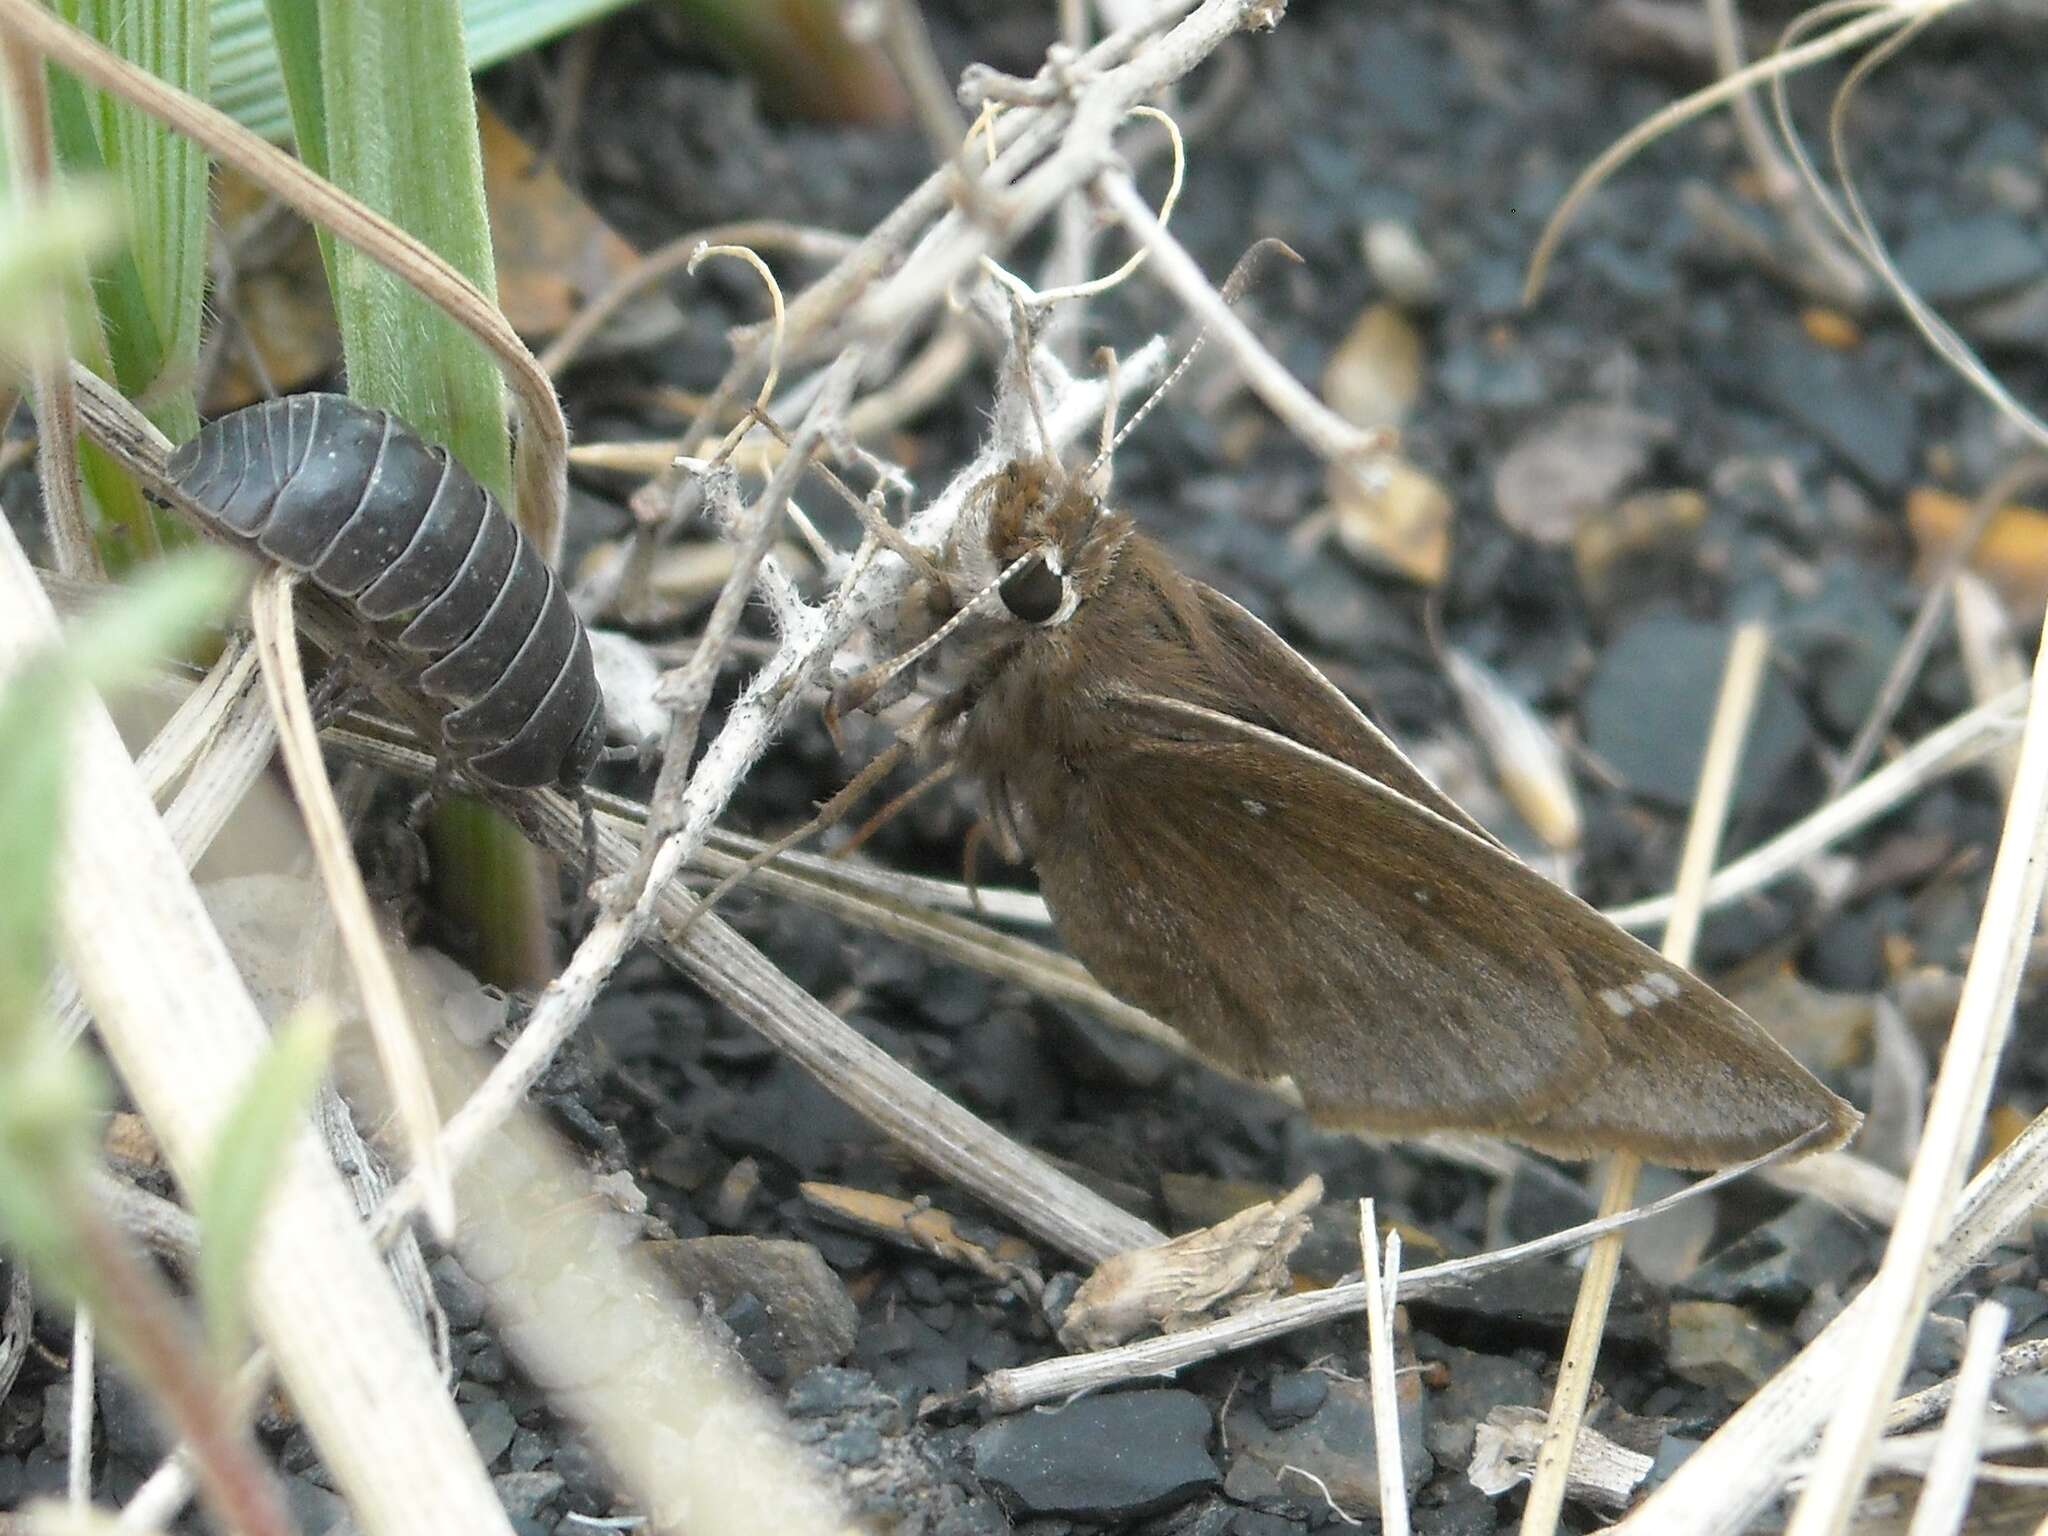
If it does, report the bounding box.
[1186,582,1508,847]
[1032,690,1856,1169]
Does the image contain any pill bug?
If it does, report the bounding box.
[162,393,605,791]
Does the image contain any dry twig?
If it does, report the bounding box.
[0,29,100,580]
[1359,1200,1409,1536]
[978,1131,1813,1412]
[1903,1299,2010,1536]
[1782,592,2048,1532]
[248,573,453,1238]
[1521,623,1772,1536]
[0,523,515,1536]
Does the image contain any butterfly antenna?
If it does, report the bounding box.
[1080,236,1304,487]
[829,547,1046,724]
[673,733,919,941]
[996,284,1064,480]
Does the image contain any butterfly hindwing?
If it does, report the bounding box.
[1046,688,1856,1167]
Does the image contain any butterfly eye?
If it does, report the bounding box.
[999,553,1067,624]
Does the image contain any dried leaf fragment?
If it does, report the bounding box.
[1908,486,2048,618]
[1058,1175,1323,1350]
[1468,1404,1651,1510]
[799,1182,1038,1284]
[1329,460,1452,586]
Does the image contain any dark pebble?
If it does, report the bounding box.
[285,1473,350,1536]
[550,1439,614,1509]
[97,1370,167,1463]
[1780,560,1907,741]
[466,1338,510,1386]
[1894,213,2047,305]
[495,1470,567,1521]
[434,1256,490,1331]
[1280,565,1383,664]
[1582,612,1810,812]
[0,1392,39,1453]
[1490,1159,1597,1246]
[41,1383,72,1457]
[1995,1284,2048,1336]
[0,1455,22,1507]
[1994,1372,2048,1424]
[786,1365,881,1417]
[971,1389,1220,1521]
[1420,1341,1545,1466]
[22,1444,64,1498]
[1740,335,1916,490]
[1685,1200,1873,1313]
[649,1236,858,1379]
[1225,1373,1429,1519]
[510,1427,551,1473]
[1414,1482,1499,1536]
[825,1423,883,1466]
[1410,1257,1664,1347]
[1259,1371,1329,1429]
[1229,1511,1310,1536]
[706,1059,877,1172]
[464,1397,518,1468]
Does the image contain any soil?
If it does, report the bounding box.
[9,2,2048,1533]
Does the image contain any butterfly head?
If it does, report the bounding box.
[955,456,1130,633]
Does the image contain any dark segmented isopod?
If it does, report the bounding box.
[163,394,605,791]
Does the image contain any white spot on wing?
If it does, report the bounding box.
[1242,798,1269,817]
[1599,987,1635,1018]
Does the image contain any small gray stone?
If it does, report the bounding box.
[1259,1371,1328,1430]
[1415,1482,1498,1536]
[1685,1200,1871,1312]
[971,1389,1219,1521]
[1225,1375,1429,1519]
[1422,1342,1545,1466]
[41,1383,77,1458]
[23,1444,65,1498]
[463,1397,518,1468]
[1895,214,2047,305]
[1669,1301,1794,1395]
[1744,337,1916,490]
[97,1371,166,1464]
[1993,1372,2048,1424]
[433,1257,489,1331]
[647,1237,858,1378]
[0,1455,23,1507]
[824,1423,882,1466]
[285,1474,350,1536]
[1583,613,1810,812]
[509,1428,550,1473]
[495,1470,566,1521]
[786,1366,880,1418]
[0,1391,40,1452]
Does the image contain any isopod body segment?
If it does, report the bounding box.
[165,394,604,790]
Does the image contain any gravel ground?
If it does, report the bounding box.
[9,2,2048,1532]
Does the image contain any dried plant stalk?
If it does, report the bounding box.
[0,524,514,1536]
[1521,624,1771,1536]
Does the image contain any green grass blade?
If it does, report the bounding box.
[260,0,337,289]
[306,0,552,985]
[191,1000,334,1366]
[54,0,210,443]
[212,0,638,142]
[315,0,508,489]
